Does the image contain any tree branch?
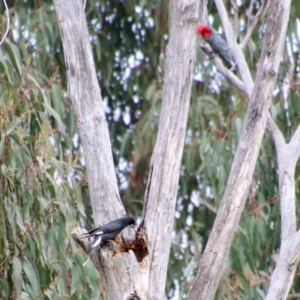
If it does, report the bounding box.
[141,0,199,298]
[188,0,292,298]
[214,0,295,246]
[53,0,126,227]
[277,147,297,240]
[214,0,254,96]
[245,0,255,30]
[200,44,246,94]
[240,0,268,50]
[200,42,286,158]
[199,0,283,142]
[265,233,300,300]
[54,0,140,298]
[199,198,218,214]
[266,118,300,300]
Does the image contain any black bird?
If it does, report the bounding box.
[82,216,135,266]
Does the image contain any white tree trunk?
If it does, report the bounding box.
[141,1,199,297]
[265,122,300,299]
[188,0,292,299]
[54,0,199,298]
[53,0,125,227]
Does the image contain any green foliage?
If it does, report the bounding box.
[1,0,300,299]
[0,39,102,299]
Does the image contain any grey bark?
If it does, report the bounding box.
[265,121,300,299]
[53,0,125,227]
[53,0,138,298]
[54,0,199,299]
[216,0,300,297]
[188,0,292,299]
[141,1,199,297]
[210,0,300,298]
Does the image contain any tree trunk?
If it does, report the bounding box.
[188,0,291,299]
[54,0,199,298]
[53,0,125,227]
[141,1,199,297]
[265,123,300,299]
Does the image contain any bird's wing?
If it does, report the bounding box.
[82,227,104,238]
[82,217,134,239]
[98,220,123,234]
[91,236,102,248]
[82,219,123,238]
[220,33,227,42]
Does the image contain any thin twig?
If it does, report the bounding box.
[246,0,255,38]
[200,44,246,94]
[199,198,218,214]
[0,0,10,46]
[240,0,268,50]
[242,196,277,218]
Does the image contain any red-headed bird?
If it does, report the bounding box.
[197,24,234,68]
